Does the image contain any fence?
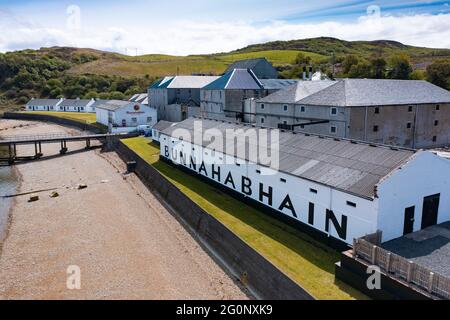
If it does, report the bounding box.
[353,236,450,299]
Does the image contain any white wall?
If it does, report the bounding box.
[159,134,379,244]
[377,151,450,242]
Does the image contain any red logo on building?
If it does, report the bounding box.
[134,104,140,111]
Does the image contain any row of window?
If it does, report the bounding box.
[260,104,339,116]
[373,105,441,114]
[373,120,439,132]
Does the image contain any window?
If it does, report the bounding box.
[433,136,437,142]
[80,107,84,111]
[434,120,439,126]
[330,107,337,115]
[280,178,287,183]
[131,117,137,123]
[347,201,357,208]
[436,105,440,111]
[407,122,412,129]
[408,106,413,112]
[236,163,241,167]
[330,126,337,134]
[310,188,318,194]
[373,125,379,132]
[147,117,153,123]
[261,104,265,110]
[176,89,181,94]
[283,120,287,125]
[260,117,265,124]
[283,105,288,111]
[256,169,261,174]
[374,107,380,114]
[300,106,306,112]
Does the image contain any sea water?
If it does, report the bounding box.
[0,166,17,243]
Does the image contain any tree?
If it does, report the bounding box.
[370,58,387,79]
[294,52,311,65]
[109,91,125,100]
[426,60,450,90]
[343,55,359,74]
[388,53,412,79]
[348,61,372,78]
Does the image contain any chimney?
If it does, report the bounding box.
[309,66,313,81]
[302,66,307,81]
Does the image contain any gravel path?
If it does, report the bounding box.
[0,120,249,300]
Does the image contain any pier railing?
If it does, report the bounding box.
[353,236,450,299]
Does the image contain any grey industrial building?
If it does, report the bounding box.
[256,79,450,148]
[148,75,219,122]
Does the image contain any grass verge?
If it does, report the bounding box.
[20,111,106,130]
[122,137,368,300]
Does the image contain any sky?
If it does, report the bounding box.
[0,0,450,55]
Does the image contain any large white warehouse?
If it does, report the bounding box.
[159,117,450,245]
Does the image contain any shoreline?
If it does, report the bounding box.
[0,165,19,252]
[0,119,247,300]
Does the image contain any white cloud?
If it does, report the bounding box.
[0,10,449,55]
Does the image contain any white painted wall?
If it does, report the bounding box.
[377,151,450,242]
[159,134,379,244]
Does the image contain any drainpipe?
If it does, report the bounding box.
[364,107,368,141]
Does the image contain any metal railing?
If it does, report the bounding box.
[0,133,89,142]
[354,235,450,299]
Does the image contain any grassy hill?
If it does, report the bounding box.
[68,37,450,78]
[1,37,449,112]
[69,49,326,78]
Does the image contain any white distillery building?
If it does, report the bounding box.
[95,100,157,132]
[151,120,176,143]
[57,99,96,113]
[25,98,64,111]
[159,117,450,245]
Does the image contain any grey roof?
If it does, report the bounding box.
[94,100,131,111]
[257,81,336,104]
[150,76,219,89]
[299,79,450,107]
[225,58,271,74]
[129,93,148,103]
[152,120,176,131]
[26,99,61,106]
[203,69,263,90]
[161,117,417,199]
[59,99,93,107]
[260,79,299,90]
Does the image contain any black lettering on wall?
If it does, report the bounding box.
[278,194,297,218]
[189,156,197,171]
[224,172,236,189]
[180,152,186,166]
[325,209,348,240]
[241,176,252,196]
[259,183,273,206]
[199,161,208,176]
[212,165,221,182]
[164,146,169,158]
[308,202,314,225]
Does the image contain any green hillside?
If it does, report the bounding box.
[1,37,449,113]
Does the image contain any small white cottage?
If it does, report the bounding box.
[58,99,95,113]
[25,98,64,111]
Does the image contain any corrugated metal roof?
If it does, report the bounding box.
[299,79,450,107]
[161,117,417,199]
[257,81,336,104]
[260,79,299,90]
[26,99,62,106]
[152,120,176,131]
[203,69,263,90]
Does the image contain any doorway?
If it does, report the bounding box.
[403,206,415,235]
[421,194,440,229]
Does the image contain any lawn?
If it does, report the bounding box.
[122,137,368,300]
[22,111,97,124]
